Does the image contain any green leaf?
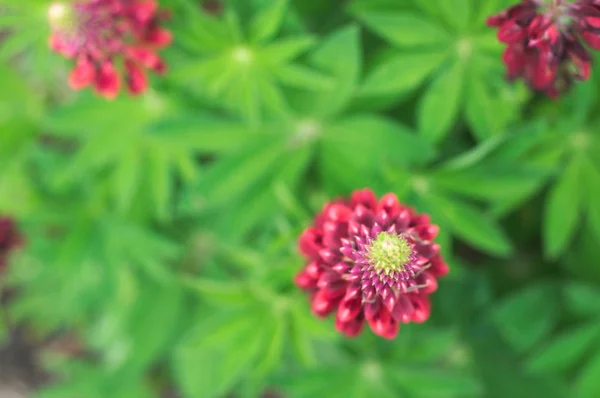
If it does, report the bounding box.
[117,282,183,376]
[422,192,513,256]
[584,162,600,243]
[432,164,549,208]
[174,308,267,398]
[184,279,251,307]
[274,64,333,90]
[543,157,583,259]
[418,62,464,143]
[438,0,471,31]
[564,283,600,317]
[576,348,600,398]
[527,321,600,373]
[249,0,288,43]
[492,283,559,353]
[308,26,361,117]
[260,36,316,65]
[196,137,285,206]
[355,12,450,47]
[392,367,482,397]
[361,51,448,96]
[324,114,435,168]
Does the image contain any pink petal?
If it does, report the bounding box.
[68,56,96,90]
[131,1,158,23]
[94,61,121,99]
[146,27,172,48]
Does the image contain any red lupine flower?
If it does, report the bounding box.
[47,0,172,99]
[487,0,594,98]
[0,217,22,274]
[295,189,449,339]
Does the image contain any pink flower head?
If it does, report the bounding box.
[295,189,449,340]
[47,0,172,99]
[487,0,594,98]
[0,217,22,274]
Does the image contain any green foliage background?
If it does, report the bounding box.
[1,0,600,397]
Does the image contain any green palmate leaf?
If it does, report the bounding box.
[527,321,600,373]
[274,64,333,90]
[173,307,268,398]
[323,114,435,167]
[464,75,501,141]
[193,136,285,207]
[113,282,183,377]
[361,51,448,96]
[492,283,559,353]
[437,0,472,31]
[418,62,464,143]
[422,191,513,256]
[576,348,600,398]
[584,163,600,243]
[432,164,549,214]
[184,278,252,306]
[392,367,482,397]
[307,25,361,117]
[355,12,450,47]
[281,364,396,398]
[249,0,288,43]
[543,156,584,259]
[260,36,316,65]
[564,283,600,317]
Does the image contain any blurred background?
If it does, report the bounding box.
[1,0,600,397]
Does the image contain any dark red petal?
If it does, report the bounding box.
[498,20,526,43]
[323,203,352,223]
[335,314,364,337]
[415,242,440,259]
[132,1,158,23]
[417,271,438,294]
[336,295,362,323]
[312,289,338,317]
[318,248,341,264]
[93,61,120,99]
[391,294,415,323]
[295,269,317,289]
[350,189,378,210]
[68,56,96,90]
[582,31,600,49]
[298,228,322,259]
[305,261,322,279]
[429,255,450,277]
[503,45,526,78]
[146,27,172,48]
[416,224,439,241]
[367,304,398,339]
[322,221,347,249]
[410,294,431,323]
[127,47,163,70]
[317,271,342,290]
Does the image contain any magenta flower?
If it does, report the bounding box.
[487,0,597,98]
[47,0,172,99]
[0,217,22,274]
[295,189,449,340]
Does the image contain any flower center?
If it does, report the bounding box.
[367,232,414,274]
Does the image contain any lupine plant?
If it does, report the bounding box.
[1,0,600,397]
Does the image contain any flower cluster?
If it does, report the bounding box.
[295,189,449,339]
[47,0,172,99]
[487,0,600,97]
[0,217,22,274]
